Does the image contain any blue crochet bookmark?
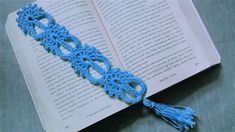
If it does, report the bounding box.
[16,4,196,130]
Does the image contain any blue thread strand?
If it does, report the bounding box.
[143,99,196,130]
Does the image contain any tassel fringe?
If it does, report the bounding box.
[143,99,196,130]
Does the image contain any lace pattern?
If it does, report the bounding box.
[16,4,147,104]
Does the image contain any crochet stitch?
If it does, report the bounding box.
[16,4,147,104]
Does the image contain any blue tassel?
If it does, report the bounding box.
[143,99,196,130]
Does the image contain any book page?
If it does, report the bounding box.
[93,0,211,96]
[6,0,128,132]
[178,0,221,65]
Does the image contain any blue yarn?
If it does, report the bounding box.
[16,4,147,104]
[16,3,197,130]
[143,99,196,130]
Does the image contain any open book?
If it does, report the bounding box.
[5,0,220,131]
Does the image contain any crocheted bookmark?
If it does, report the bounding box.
[16,4,196,130]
